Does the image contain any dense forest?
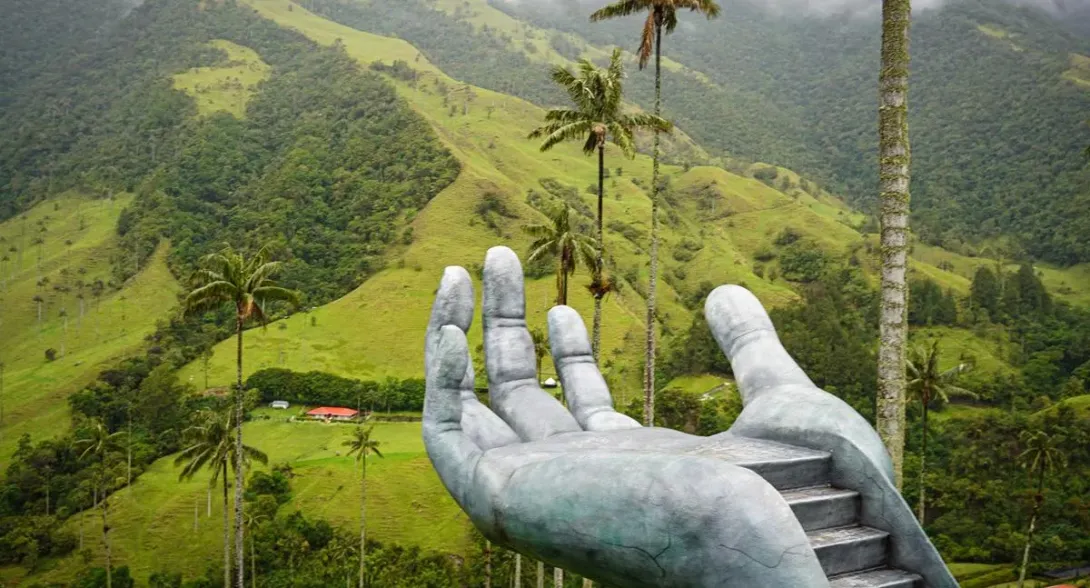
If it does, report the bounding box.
[491,0,1090,265]
[0,0,458,302]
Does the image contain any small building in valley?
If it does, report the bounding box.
[270,400,290,409]
[306,406,359,421]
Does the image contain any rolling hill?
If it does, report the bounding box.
[1,0,1089,584]
[0,196,180,463]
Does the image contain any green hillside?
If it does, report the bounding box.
[2,0,1090,585]
[18,416,465,586]
[0,196,180,462]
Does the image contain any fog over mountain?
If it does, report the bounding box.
[500,0,1088,19]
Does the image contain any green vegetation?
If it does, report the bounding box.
[496,0,1090,266]
[25,420,467,585]
[2,0,1090,586]
[172,40,271,118]
[0,196,181,461]
[184,244,301,587]
[529,47,670,357]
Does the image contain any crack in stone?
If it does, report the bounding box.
[717,541,809,570]
[564,527,672,579]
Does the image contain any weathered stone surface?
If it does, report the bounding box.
[423,247,956,588]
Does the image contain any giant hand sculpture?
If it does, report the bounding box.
[424,247,956,588]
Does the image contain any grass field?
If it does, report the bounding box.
[23,418,466,585]
[0,196,180,463]
[172,39,270,117]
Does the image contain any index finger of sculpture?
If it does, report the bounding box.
[704,285,814,404]
[424,325,485,505]
[426,266,520,450]
[547,306,640,431]
[426,266,474,367]
[482,247,581,440]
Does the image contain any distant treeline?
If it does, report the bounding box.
[246,368,426,413]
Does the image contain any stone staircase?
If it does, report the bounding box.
[717,436,924,588]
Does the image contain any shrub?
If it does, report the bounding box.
[44,348,57,362]
[608,220,643,247]
[752,165,778,182]
[779,244,827,283]
[753,246,777,262]
[774,227,802,246]
[245,369,426,412]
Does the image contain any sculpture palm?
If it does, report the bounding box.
[529,48,671,359]
[423,247,956,587]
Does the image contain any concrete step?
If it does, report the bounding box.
[829,568,922,588]
[808,525,889,577]
[694,436,832,490]
[782,486,860,531]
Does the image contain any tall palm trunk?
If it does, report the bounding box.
[359,455,367,588]
[485,541,493,588]
[223,462,231,588]
[553,567,562,587]
[877,0,912,488]
[102,492,112,588]
[643,19,663,427]
[592,144,605,361]
[235,317,246,588]
[251,532,257,588]
[1017,468,1046,588]
[536,562,544,588]
[515,553,522,587]
[917,400,928,521]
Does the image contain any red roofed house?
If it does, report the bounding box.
[306,406,359,421]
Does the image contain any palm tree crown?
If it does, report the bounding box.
[76,419,125,463]
[590,0,721,69]
[184,245,300,324]
[906,340,976,406]
[529,48,671,157]
[344,425,383,463]
[525,204,598,306]
[1018,430,1066,479]
[175,410,269,483]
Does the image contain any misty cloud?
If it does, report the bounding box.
[499,0,1089,18]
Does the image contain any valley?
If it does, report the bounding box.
[1,0,1089,586]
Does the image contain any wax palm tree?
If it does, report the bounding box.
[344,424,384,588]
[529,48,671,360]
[175,409,268,588]
[76,419,125,588]
[243,510,270,588]
[184,244,299,588]
[875,0,913,488]
[530,327,549,380]
[906,340,975,522]
[525,204,598,307]
[1016,430,1066,588]
[590,0,720,427]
